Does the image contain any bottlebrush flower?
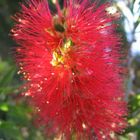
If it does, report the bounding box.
[11,0,127,139]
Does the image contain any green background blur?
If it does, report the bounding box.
[0,0,140,140]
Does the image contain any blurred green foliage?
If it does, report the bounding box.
[0,0,45,139]
[0,0,140,140]
[0,60,45,140]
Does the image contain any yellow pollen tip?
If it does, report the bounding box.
[50,39,73,67]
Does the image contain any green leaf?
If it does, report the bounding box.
[0,121,23,140]
[7,104,31,126]
[0,103,9,112]
[0,66,16,87]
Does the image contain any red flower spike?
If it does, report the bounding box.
[12,0,127,139]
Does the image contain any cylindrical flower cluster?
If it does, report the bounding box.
[12,0,127,139]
